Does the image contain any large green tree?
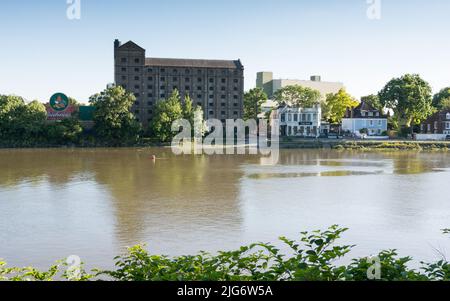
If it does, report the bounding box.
[323,89,359,124]
[273,85,321,108]
[244,88,268,120]
[361,94,383,111]
[0,96,47,145]
[432,87,450,110]
[89,86,141,146]
[378,74,434,129]
[150,90,184,142]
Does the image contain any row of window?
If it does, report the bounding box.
[118,59,241,76]
[281,113,318,123]
[133,100,240,108]
[129,91,240,101]
[134,109,239,116]
[124,83,239,92]
[120,74,240,84]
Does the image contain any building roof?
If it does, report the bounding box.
[344,101,387,119]
[144,58,243,69]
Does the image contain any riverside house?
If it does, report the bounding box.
[417,110,450,140]
[342,101,388,136]
[274,104,322,138]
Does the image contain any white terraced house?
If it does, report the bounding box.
[274,104,322,138]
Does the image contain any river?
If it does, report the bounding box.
[1,148,450,270]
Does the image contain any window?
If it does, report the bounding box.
[147,68,153,73]
[160,68,165,73]
[288,114,292,122]
[197,86,202,91]
[434,121,438,129]
[121,58,127,63]
[427,124,431,132]
[209,111,214,115]
[160,77,166,82]
[121,76,126,80]
[121,67,126,72]
[221,86,226,91]
[446,122,450,130]
[233,95,238,100]
[233,103,238,107]
[221,103,226,107]
[134,68,139,72]
[147,93,153,98]
[378,120,382,126]
[148,76,153,81]
[209,95,214,99]
[221,111,226,115]
[161,94,166,98]
[446,113,450,120]
[198,78,202,82]
[134,58,140,63]
[173,77,178,82]
[294,114,298,122]
[135,109,140,114]
[209,87,214,91]
[147,101,153,106]
[221,95,226,99]
[209,103,214,107]
[281,114,286,122]
[148,85,153,89]
[185,78,190,82]
[134,85,140,89]
[369,120,373,126]
[148,110,153,114]
[209,78,214,83]
[185,86,190,90]
[134,76,140,81]
[197,94,202,99]
[197,102,202,106]
[221,78,226,83]
[234,111,238,115]
[160,86,165,90]
[234,79,239,83]
[134,101,140,105]
[134,93,139,98]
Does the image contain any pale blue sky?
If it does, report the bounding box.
[0,0,449,103]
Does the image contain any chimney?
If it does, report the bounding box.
[310,75,321,82]
[114,39,121,49]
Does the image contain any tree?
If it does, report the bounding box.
[150,90,184,142]
[0,96,47,145]
[361,94,383,111]
[273,85,321,108]
[89,86,141,146]
[244,88,268,120]
[432,87,450,110]
[45,118,83,145]
[323,89,359,124]
[378,74,434,130]
[183,95,194,124]
[438,97,450,110]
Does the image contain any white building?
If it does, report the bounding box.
[341,101,388,136]
[273,104,322,138]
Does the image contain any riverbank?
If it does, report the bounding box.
[2,139,450,151]
[280,138,450,151]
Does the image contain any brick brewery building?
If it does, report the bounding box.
[114,40,244,126]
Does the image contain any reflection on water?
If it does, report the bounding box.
[1,149,450,269]
[248,170,384,179]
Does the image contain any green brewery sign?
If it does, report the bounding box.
[49,93,69,112]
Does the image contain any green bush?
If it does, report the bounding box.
[2,225,450,281]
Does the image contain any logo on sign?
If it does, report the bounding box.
[50,93,69,112]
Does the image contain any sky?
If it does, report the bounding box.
[0,0,449,103]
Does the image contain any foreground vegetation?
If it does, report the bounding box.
[2,226,450,281]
